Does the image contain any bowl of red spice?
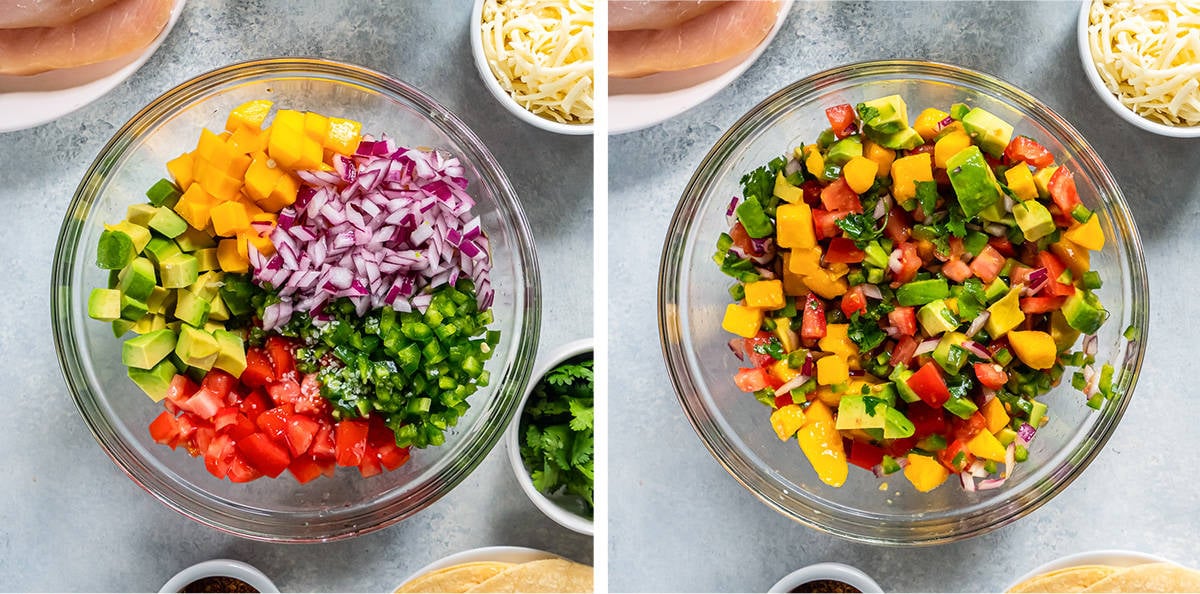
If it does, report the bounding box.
[768,562,882,593]
[159,559,278,593]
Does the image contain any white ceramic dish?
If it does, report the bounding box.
[768,562,883,593]
[1076,0,1200,138]
[0,0,187,133]
[1006,549,1175,592]
[506,338,594,536]
[159,559,278,593]
[608,0,794,135]
[396,545,560,590]
[469,0,594,135]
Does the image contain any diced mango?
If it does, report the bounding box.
[787,247,822,276]
[966,429,1007,463]
[237,197,265,219]
[803,144,824,178]
[890,152,934,202]
[227,126,270,155]
[914,107,949,141]
[816,355,849,386]
[303,111,330,142]
[1049,237,1091,278]
[1004,163,1039,201]
[776,203,816,249]
[773,171,805,204]
[210,201,251,237]
[259,173,299,212]
[166,152,195,190]
[802,268,848,300]
[243,153,285,203]
[722,303,764,338]
[985,286,1025,339]
[982,396,1011,435]
[225,99,273,132]
[296,135,324,170]
[216,238,249,273]
[173,198,211,231]
[325,117,363,155]
[806,400,835,424]
[244,231,275,257]
[1063,215,1105,251]
[195,129,246,175]
[770,359,800,384]
[842,156,878,194]
[797,402,847,487]
[273,109,305,130]
[267,123,305,169]
[744,280,785,310]
[934,130,972,170]
[863,140,895,177]
[193,156,246,202]
[904,454,949,492]
[770,405,807,441]
[1007,330,1057,370]
[780,254,809,296]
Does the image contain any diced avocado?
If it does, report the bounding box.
[203,320,225,334]
[976,201,1010,224]
[145,286,174,315]
[116,257,157,302]
[120,294,148,321]
[897,278,951,307]
[219,274,256,317]
[105,221,151,254]
[148,206,189,239]
[158,252,199,289]
[168,352,188,373]
[126,203,159,227]
[949,103,971,121]
[127,359,178,402]
[946,145,1002,218]
[188,271,224,301]
[212,329,247,377]
[961,107,1014,158]
[825,135,863,166]
[863,241,889,269]
[917,299,960,336]
[874,383,898,407]
[120,328,177,370]
[174,290,211,328]
[1062,290,1107,334]
[96,229,136,270]
[932,332,969,375]
[132,314,165,335]
[962,232,989,257]
[1050,310,1081,352]
[175,324,220,370]
[108,269,120,289]
[1028,399,1049,428]
[996,426,1019,447]
[943,395,979,419]
[984,278,1009,303]
[1033,166,1059,199]
[175,226,216,252]
[1013,200,1056,242]
[194,247,220,272]
[207,293,230,322]
[88,288,122,322]
[112,319,135,338]
[860,95,909,135]
[883,407,915,439]
[985,286,1025,338]
[836,395,889,430]
[889,367,922,403]
[142,236,181,266]
[146,178,183,207]
[872,126,925,150]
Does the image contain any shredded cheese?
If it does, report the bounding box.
[480,0,594,125]
[1087,0,1200,127]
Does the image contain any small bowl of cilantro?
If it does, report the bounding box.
[505,338,594,535]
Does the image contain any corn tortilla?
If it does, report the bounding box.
[395,561,514,593]
[465,558,593,593]
[1082,563,1200,593]
[1006,565,1119,593]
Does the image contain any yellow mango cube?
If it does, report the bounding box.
[863,140,895,177]
[325,117,363,155]
[225,99,273,132]
[775,203,816,249]
[267,124,305,169]
[967,429,1008,463]
[722,303,764,338]
[166,152,195,190]
[787,247,822,276]
[193,156,245,202]
[258,173,300,212]
[1004,163,1039,201]
[773,171,805,204]
[905,454,949,492]
[195,129,244,174]
[934,130,973,170]
[245,231,276,257]
[770,405,807,441]
[890,153,934,202]
[770,359,800,384]
[237,198,265,219]
[780,253,809,296]
[842,156,878,194]
[982,396,1011,435]
[816,355,849,386]
[273,109,305,130]
[806,399,835,424]
[803,144,824,178]
[797,413,847,487]
[1007,330,1057,370]
[216,238,249,273]
[818,324,858,360]
[744,280,785,310]
[914,107,949,141]
[1050,237,1091,278]
[303,111,330,141]
[1034,166,1059,199]
[210,201,251,237]
[1063,214,1105,251]
[181,182,218,206]
[296,135,325,170]
[227,126,270,155]
[173,198,211,231]
[243,153,285,203]
[803,268,848,300]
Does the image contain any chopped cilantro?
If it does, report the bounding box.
[519,354,594,517]
[835,213,884,246]
[915,180,939,216]
[856,103,880,125]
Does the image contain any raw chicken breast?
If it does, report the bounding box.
[609,0,726,32]
[0,0,172,75]
[0,0,121,29]
[609,0,782,78]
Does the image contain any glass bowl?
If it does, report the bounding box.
[658,60,1148,545]
[51,58,541,542]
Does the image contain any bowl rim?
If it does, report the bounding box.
[158,559,279,594]
[50,57,542,542]
[505,338,595,535]
[657,58,1150,545]
[1075,0,1200,138]
[767,562,883,594]
[468,0,594,135]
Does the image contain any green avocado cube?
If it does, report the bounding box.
[1062,290,1107,335]
[142,237,181,267]
[127,359,178,402]
[105,220,151,253]
[932,332,970,375]
[836,395,888,430]
[883,407,915,439]
[119,294,148,322]
[984,278,1010,303]
[918,299,960,336]
[158,252,199,289]
[1013,200,1056,242]
[175,324,219,371]
[1028,399,1049,428]
[825,135,863,166]
[961,107,1014,158]
[207,293,230,322]
[88,288,122,322]
[889,367,922,403]
[121,328,177,370]
[188,271,224,302]
[175,226,216,252]
[174,290,211,328]
[125,203,159,227]
[117,257,157,302]
[860,95,909,135]
[943,395,979,419]
[985,286,1025,338]
[996,426,1019,447]
[96,229,136,270]
[148,206,189,239]
[897,278,951,307]
[145,178,183,208]
[112,318,135,338]
[946,145,1002,218]
[1034,166,1059,199]
[873,126,925,151]
[212,329,247,377]
[194,248,220,272]
[145,286,174,315]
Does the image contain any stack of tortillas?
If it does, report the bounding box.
[1007,562,1200,593]
[396,558,593,593]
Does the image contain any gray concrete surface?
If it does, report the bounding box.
[609,2,1198,592]
[0,1,592,591]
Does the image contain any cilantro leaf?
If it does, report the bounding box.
[516,354,595,517]
[946,205,967,238]
[856,103,880,125]
[568,398,593,432]
[835,213,884,246]
[915,180,939,217]
[863,396,886,416]
[739,155,787,204]
[848,311,887,352]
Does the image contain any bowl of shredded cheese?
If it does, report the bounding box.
[1078,0,1200,137]
[471,0,595,135]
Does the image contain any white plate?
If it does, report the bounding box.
[1006,549,1175,592]
[395,546,560,590]
[608,0,794,135]
[0,0,187,133]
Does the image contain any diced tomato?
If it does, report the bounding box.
[891,242,922,285]
[255,405,293,444]
[884,436,919,458]
[811,208,843,240]
[801,292,827,341]
[988,236,1015,258]
[265,336,296,378]
[149,412,180,445]
[201,369,235,401]
[335,419,370,467]
[241,348,275,388]
[906,402,947,439]
[937,438,976,473]
[166,374,199,409]
[826,237,866,264]
[288,454,326,484]
[909,143,935,157]
[1047,166,1082,214]
[358,449,384,478]
[974,362,1009,390]
[774,393,795,408]
[239,391,270,422]
[888,306,917,336]
[1020,296,1066,314]
[884,205,912,244]
[226,453,263,483]
[969,245,1005,283]
[1004,136,1055,168]
[825,104,858,138]
[890,335,919,369]
[376,442,411,471]
[906,362,952,408]
[295,373,330,416]
[267,379,301,406]
[847,440,886,470]
[236,432,291,478]
[942,259,972,283]
[819,178,863,213]
[743,332,778,368]
[175,413,203,442]
[951,411,989,442]
[213,407,255,439]
[729,222,755,255]
[185,387,223,420]
[840,285,868,317]
[204,433,235,479]
[285,414,320,458]
[800,180,823,205]
[310,423,336,459]
[192,426,215,457]
[734,367,773,392]
[1036,251,1075,297]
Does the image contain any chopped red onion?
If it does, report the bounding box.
[939,115,954,128]
[980,387,997,405]
[873,197,888,219]
[784,158,802,176]
[960,472,976,492]
[728,339,745,361]
[726,196,739,218]
[968,460,988,478]
[1024,267,1049,295]
[961,340,992,361]
[977,477,1007,490]
[966,310,990,338]
[984,223,1007,236]
[860,284,882,300]
[774,375,811,397]
[1017,422,1037,443]
[1083,334,1097,356]
[801,354,815,377]
[888,248,904,273]
[914,338,940,356]
[1003,442,1016,478]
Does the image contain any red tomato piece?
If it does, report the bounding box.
[889,335,919,369]
[186,387,224,420]
[1020,296,1067,314]
[801,292,828,342]
[819,178,863,213]
[255,405,293,444]
[825,104,858,138]
[888,306,917,336]
[213,406,240,432]
[241,348,275,388]
[774,393,795,409]
[335,419,370,467]
[166,374,199,410]
[267,379,301,406]
[974,363,1009,390]
[204,433,234,479]
[265,336,296,379]
[884,436,919,458]
[743,332,777,368]
[906,402,947,439]
[729,221,755,255]
[847,440,886,470]
[149,412,179,445]
[201,369,235,401]
[1004,136,1055,169]
[226,453,263,483]
[733,367,773,392]
[811,208,843,240]
[236,433,291,478]
[358,449,384,478]
[840,285,868,317]
[376,442,411,471]
[826,237,866,264]
[884,205,912,244]
[1036,251,1075,297]
[192,426,215,457]
[969,245,1005,284]
[800,180,824,205]
[988,236,1016,258]
[295,373,331,417]
[310,423,336,460]
[906,362,952,408]
[288,455,326,484]
[239,391,270,422]
[942,259,973,283]
[937,438,976,473]
[1047,166,1082,214]
[891,242,922,285]
[1010,265,1036,289]
[285,414,320,458]
[951,411,989,442]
